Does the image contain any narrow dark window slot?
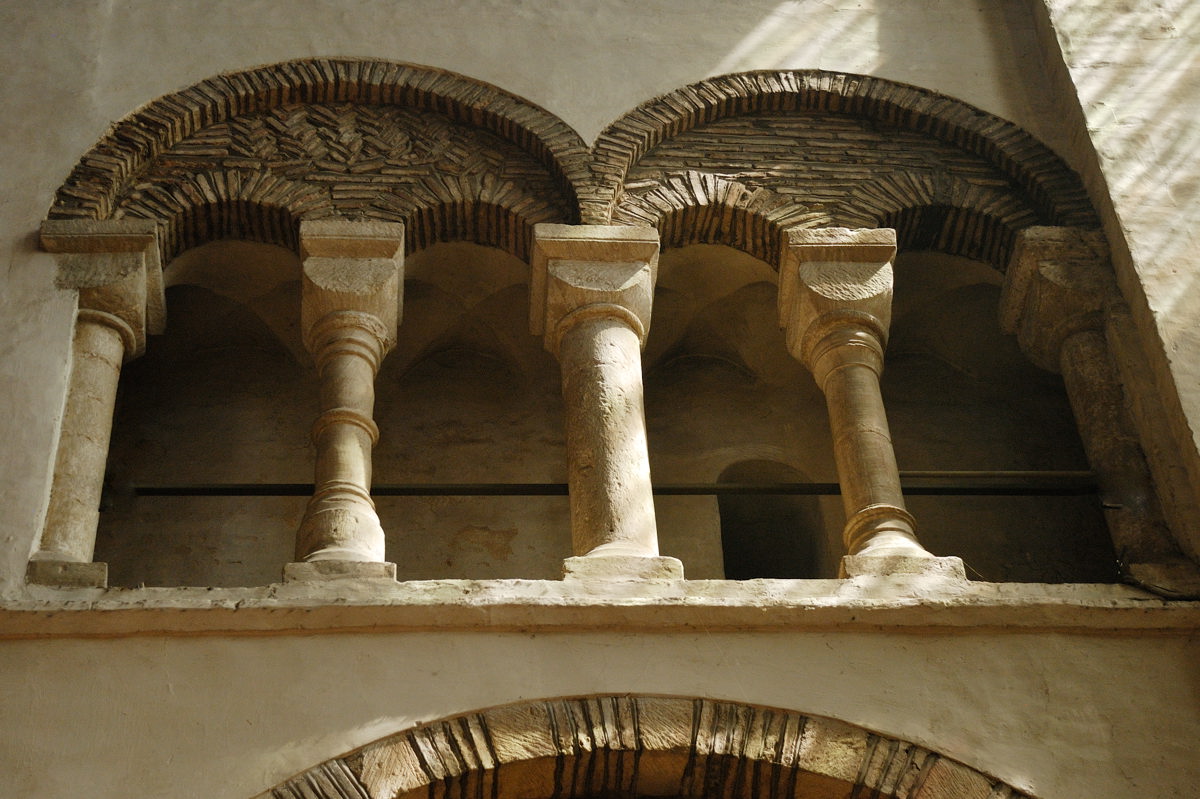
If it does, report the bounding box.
[126,471,1098,498]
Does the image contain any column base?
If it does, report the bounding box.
[283,560,397,582]
[840,554,967,581]
[563,555,684,581]
[1126,559,1200,599]
[26,559,108,588]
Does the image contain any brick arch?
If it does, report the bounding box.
[611,172,829,265]
[112,171,320,258]
[47,58,589,259]
[259,696,1034,799]
[379,187,565,263]
[587,70,1099,235]
[841,172,1039,270]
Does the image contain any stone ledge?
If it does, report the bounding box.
[2,579,1197,639]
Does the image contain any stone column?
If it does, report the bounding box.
[531,224,682,580]
[1001,226,1200,596]
[285,220,403,582]
[29,219,165,588]
[779,227,963,579]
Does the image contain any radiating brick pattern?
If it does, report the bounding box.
[611,112,1046,269]
[263,697,1034,799]
[47,59,589,259]
[102,103,571,261]
[589,71,1098,238]
[48,61,1099,274]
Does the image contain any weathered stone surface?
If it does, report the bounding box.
[293,222,403,566]
[1000,225,1114,373]
[40,218,166,352]
[531,225,667,572]
[1105,302,1200,564]
[778,226,897,362]
[841,554,967,581]
[529,223,659,351]
[779,228,932,565]
[30,220,168,579]
[562,553,683,580]
[300,220,404,342]
[282,560,397,582]
[24,559,108,589]
[3,578,1195,638]
[1000,226,1199,595]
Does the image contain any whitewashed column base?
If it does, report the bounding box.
[563,554,684,581]
[26,559,108,588]
[283,560,397,582]
[840,554,967,581]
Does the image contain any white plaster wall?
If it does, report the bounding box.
[0,630,1196,799]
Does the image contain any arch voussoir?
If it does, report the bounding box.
[259,696,1035,799]
[49,58,590,256]
[614,172,829,265]
[591,70,1098,242]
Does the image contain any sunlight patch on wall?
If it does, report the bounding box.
[713,1,879,75]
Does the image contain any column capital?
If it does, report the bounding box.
[999,226,1117,372]
[778,227,896,373]
[530,224,659,357]
[299,220,404,355]
[41,218,166,357]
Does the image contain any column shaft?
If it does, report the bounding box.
[559,314,658,557]
[1001,226,1200,594]
[530,223,682,579]
[296,315,386,563]
[778,228,937,570]
[287,220,403,579]
[31,219,160,588]
[1060,330,1176,562]
[823,357,903,517]
[810,328,922,558]
[33,311,129,563]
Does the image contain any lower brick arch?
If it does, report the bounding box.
[259,696,1033,799]
[611,172,830,266]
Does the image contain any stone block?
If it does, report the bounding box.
[300,220,404,344]
[282,560,398,582]
[778,226,897,363]
[530,224,660,351]
[999,226,1114,372]
[840,554,967,580]
[26,559,108,589]
[299,219,405,259]
[40,218,167,351]
[562,554,684,581]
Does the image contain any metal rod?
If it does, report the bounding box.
[128,471,1098,498]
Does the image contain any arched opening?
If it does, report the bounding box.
[644,243,828,579]
[40,59,1177,589]
[259,696,1035,799]
[884,249,1118,582]
[717,460,830,579]
[372,241,568,580]
[96,239,312,587]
